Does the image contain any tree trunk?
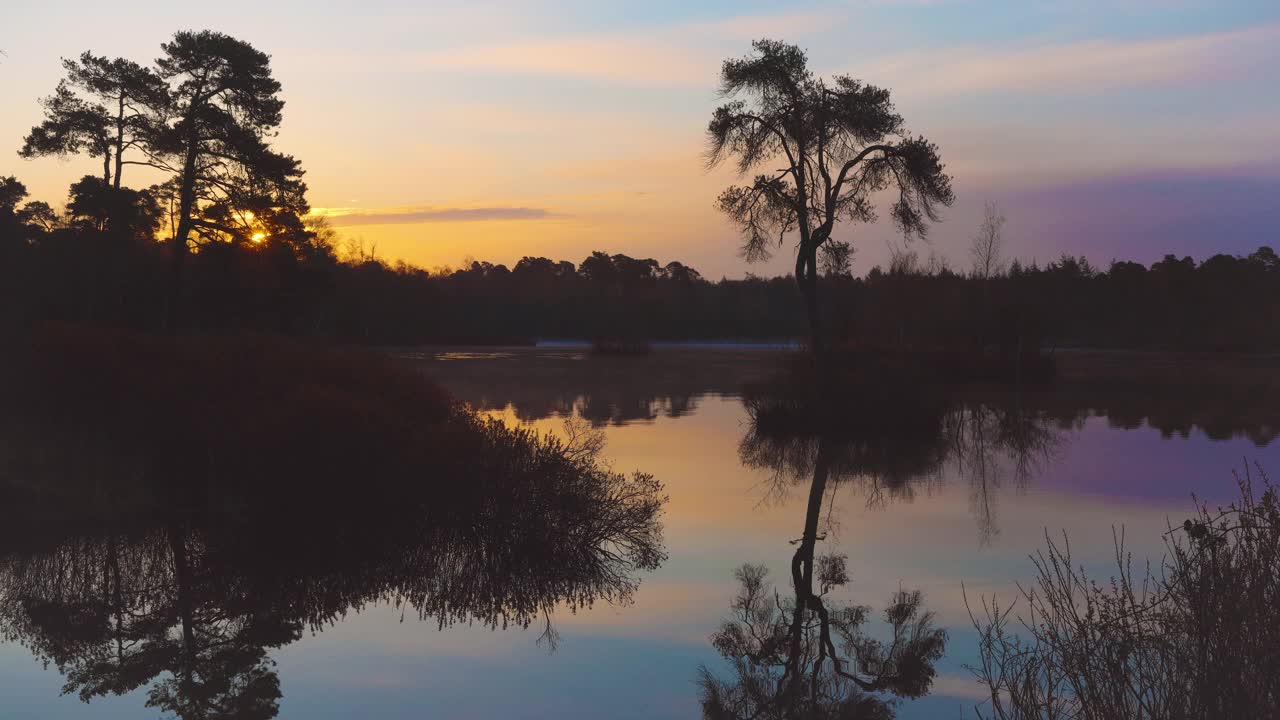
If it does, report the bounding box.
[113,95,125,190]
[167,521,197,654]
[796,248,823,353]
[783,437,832,703]
[165,131,200,332]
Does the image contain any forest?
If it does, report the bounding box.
[2,188,1277,352]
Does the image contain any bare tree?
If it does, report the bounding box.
[970,201,1007,281]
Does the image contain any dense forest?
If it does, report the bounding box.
[2,185,1277,351]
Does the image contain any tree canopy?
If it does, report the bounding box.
[20,52,166,189]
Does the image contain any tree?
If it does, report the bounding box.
[15,201,59,234]
[1248,246,1278,273]
[20,52,167,190]
[0,176,26,214]
[66,175,160,240]
[0,177,30,246]
[970,201,1006,281]
[663,261,703,284]
[706,39,953,350]
[148,31,308,323]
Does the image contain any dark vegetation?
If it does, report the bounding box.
[0,325,667,551]
[968,468,1280,719]
[424,347,1278,446]
[6,181,1279,352]
[0,326,667,718]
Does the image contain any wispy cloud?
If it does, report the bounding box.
[313,206,560,227]
[415,10,831,87]
[418,38,716,87]
[856,22,1279,99]
[687,11,837,40]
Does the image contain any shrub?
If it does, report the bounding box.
[967,466,1280,719]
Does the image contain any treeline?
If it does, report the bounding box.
[0,180,799,343]
[836,248,1280,353]
[2,181,1278,350]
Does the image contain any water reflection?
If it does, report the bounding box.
[423,348,1276,544]
[0,416,666,718]
[2,347,1274,718]
[692,357,1216,718]
[406,347,777,425]
[737,379,1060,546]
[698,439,951,719]
[418,348,1277,444]
[697,356,1275,718]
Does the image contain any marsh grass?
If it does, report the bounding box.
[966,466,1280,719]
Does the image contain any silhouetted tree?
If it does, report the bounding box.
[66,175,160,240]
[662,261,703,284]
[0,176,26,212]
[20,52,166,189]
[0,177,32,248]
[15,200,58,234]
[706,39,953,349]
[150,31,307,324]
[969,201,1006,281]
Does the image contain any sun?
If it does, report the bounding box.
[251,232,266,243]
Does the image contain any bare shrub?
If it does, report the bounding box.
[967,466,1280,719]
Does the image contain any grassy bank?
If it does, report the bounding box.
[0,324,666,536]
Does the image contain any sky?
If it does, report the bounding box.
[2,0,1278,278]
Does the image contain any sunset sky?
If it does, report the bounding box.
[3,0,1278,278]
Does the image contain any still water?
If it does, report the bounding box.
[1,347,1274,719]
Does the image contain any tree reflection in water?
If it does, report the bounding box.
[739,370,1060,544]
[0,417,666,719]
[699,432,949,719]
[698,368,1061,718]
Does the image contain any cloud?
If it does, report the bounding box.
[416,10,830,87]
[856,22,1280,99]
[313,206,560,227]
[687,11,836,40]
[418,38,717,87]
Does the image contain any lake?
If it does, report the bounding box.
[1,346,1275,719]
